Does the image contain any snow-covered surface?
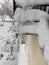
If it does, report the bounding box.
[0,0,13,16]
[0,0,49,65]
[0,22,13,40]
[0,52,18,65]
[0,0,13,4]
[0,15,18,65]
[14,8,49,65]
[0,0,5,4]
[0,21,13,48]
[44,44,49,65]
[14,8,49,34]
[14,8,49,33]
[14,8,49,22]
[3,15,14,22]
[18,44,28,65]
[15,0,49,8]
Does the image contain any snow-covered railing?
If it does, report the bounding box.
[15,0,49,8]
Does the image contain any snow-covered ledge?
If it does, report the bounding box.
[14,8,49,34]
[14,8,49,48]
[15,0,49,8]
[14,8,49,65]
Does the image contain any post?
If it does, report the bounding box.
[23,34,46,65]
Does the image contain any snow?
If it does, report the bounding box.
[15,0,49,8]
[0,16,18,65]
[44,44,49,65]
[0,4,2,8]
[14,8,49,23]
[14,8,49,34]
[0,0,13,4]
[0,0,5,4]
[18,44,28,65]
[0,16,16,53]
[0,0,13,16]
[0,0,49,65]
[14,8,49,65]
[0,22,12,39]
